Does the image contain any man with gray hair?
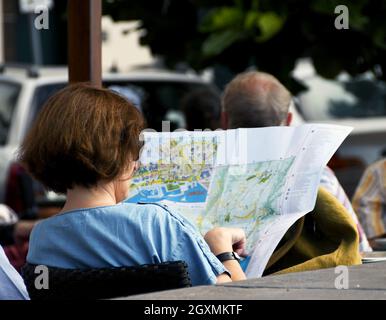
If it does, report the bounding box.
[221,71,372,253]
[222,71,293,129]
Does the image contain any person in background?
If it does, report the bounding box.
[221,71,372,253]
[181,88,222,131]
[0,205,36,246]
[352,159,386,248]
[0,244,29,300]
[19,83,247,287]
[0,205,37,272]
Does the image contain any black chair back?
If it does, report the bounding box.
[22,261,191,300]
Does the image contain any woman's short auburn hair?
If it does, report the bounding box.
[18,83,145,193]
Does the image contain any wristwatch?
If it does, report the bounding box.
[216,252,241,263]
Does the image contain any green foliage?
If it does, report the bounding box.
[254,12,285,42]
[200,7,245,33]
[202,29,244,57]
[199,4,286,55]
[104,0,386,92]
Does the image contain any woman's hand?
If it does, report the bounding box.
[204,227,247,257]
[205,227,247,283]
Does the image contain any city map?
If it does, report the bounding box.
[126,125,352,277]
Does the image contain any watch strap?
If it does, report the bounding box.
[216,252,240,263]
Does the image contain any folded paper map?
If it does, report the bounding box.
[126,124,352,277]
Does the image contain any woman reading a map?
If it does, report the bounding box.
[18,83,247,286]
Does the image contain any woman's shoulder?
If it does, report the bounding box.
[119,202,188,225]
[31,202,190,235]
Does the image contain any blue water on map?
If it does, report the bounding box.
[239,256,251,272]
[125,183,208,204]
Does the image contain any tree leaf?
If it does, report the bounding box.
[255,12,285,42]
[200,7,244,33]
[202,29,244,56]
[244,11,259,31]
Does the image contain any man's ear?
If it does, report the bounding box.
[286,112,293,126]
[221,111,229,130]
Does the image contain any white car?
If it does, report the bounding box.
[0,66,213,208]
[292,59,386,196]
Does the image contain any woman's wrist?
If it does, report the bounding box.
[204,227,233,255]
[211,245,234,256]
[222,260,246,281]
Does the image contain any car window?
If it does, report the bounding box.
[29,80,212,132]
[0,81,21,146]
[29,83,67,127]
[297,76,386,121]
[106,80,211,131]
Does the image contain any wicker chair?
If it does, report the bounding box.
[22,261,191,300]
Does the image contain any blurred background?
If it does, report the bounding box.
[0,0,385,227]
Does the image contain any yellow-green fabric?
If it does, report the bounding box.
[264,187,362,276]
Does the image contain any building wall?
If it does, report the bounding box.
[0,1,154,69]
[102,16,155,72]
